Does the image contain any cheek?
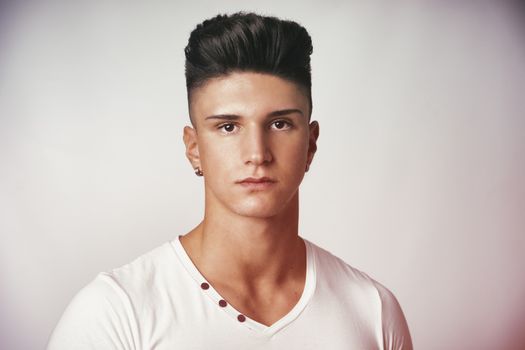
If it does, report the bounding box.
[199,137,238,175]
[275,138,309,183]
[277,135,309,163]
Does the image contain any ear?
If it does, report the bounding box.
[183,126,200,170]
[306,121,320,171]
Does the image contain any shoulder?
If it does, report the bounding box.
[306,239,385,316]
[306,239,377,288]
[372,280,414,350]
[305,239,413,350]
[106,240,177,293]
[47,241,177,349]
[47,272,139,349]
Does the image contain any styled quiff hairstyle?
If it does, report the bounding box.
[184,12,313,119]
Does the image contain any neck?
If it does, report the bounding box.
[181,192,304,288]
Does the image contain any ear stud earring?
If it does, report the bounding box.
[194,167,203,176]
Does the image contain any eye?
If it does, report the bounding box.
[218,123,238,133]
[271,120,292,130]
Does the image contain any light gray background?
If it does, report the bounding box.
[1,0,524,349]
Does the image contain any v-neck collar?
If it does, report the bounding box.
[170,235,317,336]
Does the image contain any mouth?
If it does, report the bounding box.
[236,177,277,190]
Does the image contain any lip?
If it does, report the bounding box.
[236,177,277,190]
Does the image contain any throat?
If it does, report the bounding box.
[234,284,306,327]
[205,254,308,327]
[179,227,308,327]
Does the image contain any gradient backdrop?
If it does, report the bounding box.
[1,0,524,349]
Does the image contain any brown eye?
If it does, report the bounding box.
[219,123,237,133]
[271,120,291,130]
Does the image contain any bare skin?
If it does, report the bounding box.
[181,72,319,326]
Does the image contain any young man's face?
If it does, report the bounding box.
[184,72,319,219]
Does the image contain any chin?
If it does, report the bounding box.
[230,199,286,219]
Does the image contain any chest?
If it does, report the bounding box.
[139,286,383,350]
[208,281,305,327]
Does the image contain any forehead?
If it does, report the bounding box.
[189,72,310,122]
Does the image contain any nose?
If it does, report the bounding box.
[242,126,273,166]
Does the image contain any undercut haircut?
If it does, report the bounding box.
[184,12,313,120]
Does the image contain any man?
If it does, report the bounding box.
[48,12,413,349]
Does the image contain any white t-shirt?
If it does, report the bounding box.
[47,237,413,349]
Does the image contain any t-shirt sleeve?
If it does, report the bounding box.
[47,273,140,350]
[375,282,414,350]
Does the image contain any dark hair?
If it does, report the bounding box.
[184,12,313,116]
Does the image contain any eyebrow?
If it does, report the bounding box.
[204,108,304,121]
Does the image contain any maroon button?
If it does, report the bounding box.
[200,282,209,290]
[219,299,227,307]
[237,314,246,322]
